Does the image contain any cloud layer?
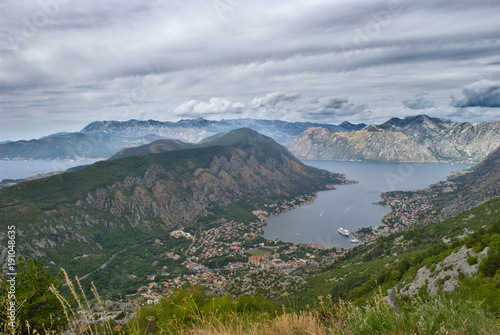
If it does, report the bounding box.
[1,0,499,140]
[403,93,435,109]
[450,80,500,108]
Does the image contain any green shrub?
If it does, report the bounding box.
[0,257,66,334]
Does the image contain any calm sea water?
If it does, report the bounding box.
[263,160,471,249]
[0,160,100,180]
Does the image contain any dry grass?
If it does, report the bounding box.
[15,271,497,335]
[177,310,328,335]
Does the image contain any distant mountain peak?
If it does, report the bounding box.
[361,124,381,132]
[199,127,268,144]
[109,139,194,160]
[379,114,450,130]
[338,121,367,131]
[199,127,278,150]
[406,114,431,120]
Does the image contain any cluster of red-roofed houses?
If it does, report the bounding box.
[248,251,279,266]
[248,251,309,271]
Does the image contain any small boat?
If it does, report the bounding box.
[350,238,360,243]
[338,228,350,236]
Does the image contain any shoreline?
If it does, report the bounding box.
[255,176,361,250]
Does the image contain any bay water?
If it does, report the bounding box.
[263,160,471,249]
[0,160,100,181]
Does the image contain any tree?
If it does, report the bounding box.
[0,257,66,334]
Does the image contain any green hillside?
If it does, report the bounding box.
[109,139,195,160]
[0,146,234,210]
[300,197,500,315]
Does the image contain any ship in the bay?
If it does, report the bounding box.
[338,227,350,236]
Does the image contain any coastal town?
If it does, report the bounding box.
[376,169,470,231]
[132,195,345,304]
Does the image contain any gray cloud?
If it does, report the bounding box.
[403,93,435,109]
[173,98,244,118]
[309,96,370,118]
[251,92,300,109]
[450,80,500,108]
[1,0,499,140]
[324,96,349,109]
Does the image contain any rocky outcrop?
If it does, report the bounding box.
[399,246,489,296]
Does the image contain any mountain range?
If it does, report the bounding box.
[2,115,498,163]
[80,118,365,143]
[287,115,500,163]
[0,118,364,161]
[1,118,362,161]
[0,132,165,160]
[0,128,348,288]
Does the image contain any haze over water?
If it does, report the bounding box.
[263,160,471,249]
[0,160,99,181]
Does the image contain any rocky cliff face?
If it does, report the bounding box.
[287,126,437,162]
[287,116,500,163]
[86,148,316,228]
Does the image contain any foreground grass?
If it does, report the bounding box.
[18,275,495,335]
[173,295,498,335]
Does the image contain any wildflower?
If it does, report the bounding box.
[146,315,156,322]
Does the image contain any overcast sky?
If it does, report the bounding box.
[1,0,499,141]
